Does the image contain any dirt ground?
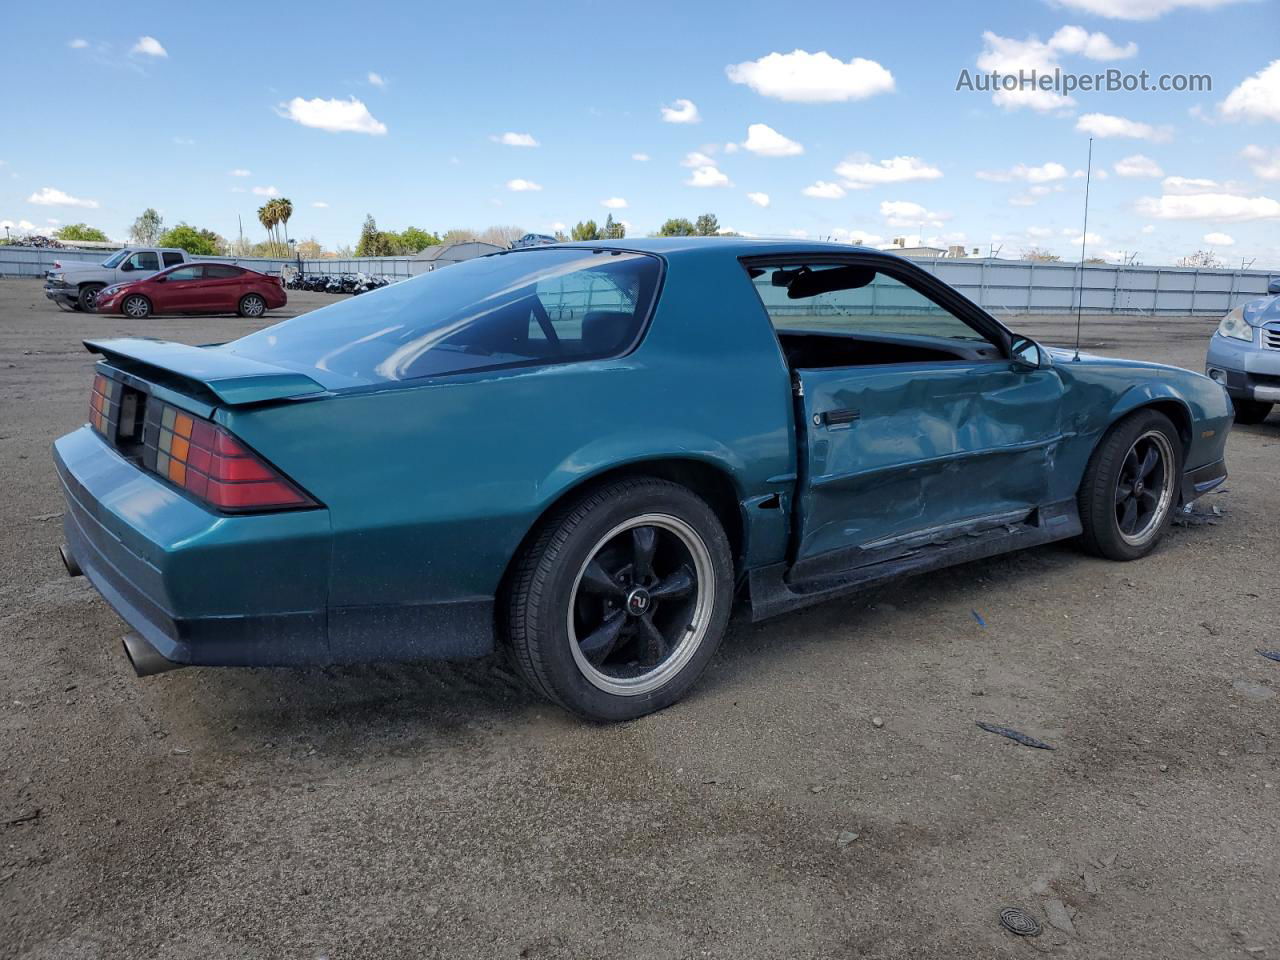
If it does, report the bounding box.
[1,276,1276,960]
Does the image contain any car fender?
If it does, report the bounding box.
[1105,380,1195,437]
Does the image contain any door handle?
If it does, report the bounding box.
[818,408,860,427]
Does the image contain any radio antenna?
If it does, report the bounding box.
[1073,137,1094,362]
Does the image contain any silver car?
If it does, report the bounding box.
[1206,278,1280,424]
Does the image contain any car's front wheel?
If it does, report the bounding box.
[1233,399,1273,425]
[121,294,152,319]
[238,293,267,318]
[78,284,104,312]
[1078,409,1183,561]
[507,478,734,721]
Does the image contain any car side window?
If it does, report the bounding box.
[166,266,203,282]
[749,262,988,346]
[162,252,184,268]
[205,265,243,279]
[128,251,160,271]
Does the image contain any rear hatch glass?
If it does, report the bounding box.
[220,248,661,387]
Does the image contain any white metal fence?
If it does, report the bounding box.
[1,244,1274,315]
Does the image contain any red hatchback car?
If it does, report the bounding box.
[94,263,287,319]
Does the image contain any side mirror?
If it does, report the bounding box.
[1010,335,1049,370]
[152,274,166,283]
[1267,278,1280,295]
[120,262,134,272]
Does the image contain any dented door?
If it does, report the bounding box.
[793,360,1064,573]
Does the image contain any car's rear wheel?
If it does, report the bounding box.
[507,478,733,721]
[1233,398,1273,424]
[238,293,267,318]
[78,284,104,312]
[122,294,152,319]
[1078,409,1183,561]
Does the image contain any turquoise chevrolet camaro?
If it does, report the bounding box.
[54,239,1231,720]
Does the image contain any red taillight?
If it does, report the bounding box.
[143,402,315,512]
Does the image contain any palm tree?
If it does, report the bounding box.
[275,197,293,254]
[256,203,277,256]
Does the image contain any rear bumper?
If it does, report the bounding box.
[53,424,495,667]
[54,425,331,666]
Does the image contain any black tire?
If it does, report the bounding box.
[121,294,152,319]
[1233,399,1273,425]
[1078,409,1183,561]
[507,478,734,721]
[77,284,104,312]
[238,293,267,318]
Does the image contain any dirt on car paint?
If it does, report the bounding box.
[1,278,1276,959]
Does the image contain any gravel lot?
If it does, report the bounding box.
[1,276,1277,960]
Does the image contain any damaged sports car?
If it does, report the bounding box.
[54,239,1231,719]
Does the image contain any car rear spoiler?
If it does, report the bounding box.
[84,337,326,407]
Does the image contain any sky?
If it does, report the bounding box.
[3,0,1279,266]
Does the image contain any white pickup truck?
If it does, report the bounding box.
[44,247,191,311]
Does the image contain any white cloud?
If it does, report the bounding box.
[685,165,731,188]
[131,36,167,58]
[1242,145,1280,180]
[1113,154,1164,177]
[837,155,943,188]
[1047,25,1137,59]
[68,38,88,49]
[228,168,251,177]
[172,136,194,145]
[491,131,539,147]
[1075,113,1172,141]
[549,221,567,232]
[1053,0,1248,19]
[601,197,628,209]
[725,49,894,102]
[747,192,770,207]
[1069,231,1104,246]
[1136,191,1280,221]
[880,200,950,228]
[367,72,386,88]
[1141,224,1156,234]
[976,26,1135,112]
[803,181,847,199]
[279,96,387,135]
[27,186,98,208]
[723,142,739,154]
[682,151,716,168]
[1160,175,1246,195]
[1026,225,1054,238]
[1204,231,1235,246]
[506,178,543,192]
[1220,60,1280,123]
[252,185,279,197]
[311,201,328,208]
[741,123,804,157]
[660,98,700,124]
[631,153,650,162]
[829,228,886,246]
[976,161,1068,183]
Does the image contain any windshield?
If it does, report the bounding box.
[102,250,129,268]
[224,248,661,385]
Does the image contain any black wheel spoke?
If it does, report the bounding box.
[1139,490,1158,508]
[632,526,657,581]
[579,610,626,664]
[651,565,695,601]
[1139,446,1160,481]
[635,613,667,665]
[1120,497,1138,534]
[1115,481,1133,505]
[1123,448,1139,481]
[580,559,624,599]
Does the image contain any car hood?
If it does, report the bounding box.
[1242,294,1280,327]
[1045,346,1192,377]
[59,261,112,277]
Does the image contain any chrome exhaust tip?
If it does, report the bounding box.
[122,632,182,677]
[59,544,83,578]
